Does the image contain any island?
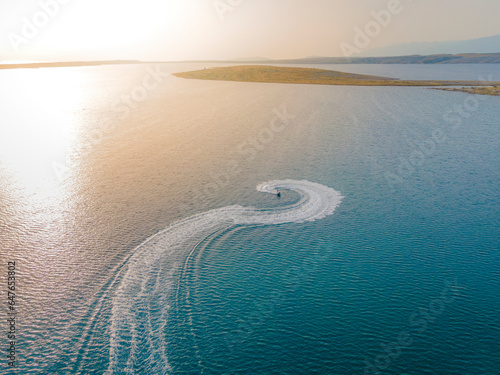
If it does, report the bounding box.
[173,65,500,95]
[430,86,500,96]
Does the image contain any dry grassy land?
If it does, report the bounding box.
[174,65,500,95]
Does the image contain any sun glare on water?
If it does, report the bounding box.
[0,68,89,201]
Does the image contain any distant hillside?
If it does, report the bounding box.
[2,52,499,72]
[361,35,500,57]
[263,53,500,64]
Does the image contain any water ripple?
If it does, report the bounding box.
[105,179,343,374]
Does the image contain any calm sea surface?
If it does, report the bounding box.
[0,63,499,374]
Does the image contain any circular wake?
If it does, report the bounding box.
[106,179,343,374]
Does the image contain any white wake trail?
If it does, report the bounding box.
[106,179,343,374]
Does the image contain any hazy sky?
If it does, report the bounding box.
[1,0,499,62]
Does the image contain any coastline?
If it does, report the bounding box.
[173,65,500,95]
[431,86,500,96]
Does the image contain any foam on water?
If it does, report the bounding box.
[106,179,343,374]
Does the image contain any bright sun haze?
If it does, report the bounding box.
[0,0,499,62]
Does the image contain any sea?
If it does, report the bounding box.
[0,63,499,374]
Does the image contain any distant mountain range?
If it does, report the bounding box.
[2,49,500,71]
[263,53,500,64]
[361,35,500,57]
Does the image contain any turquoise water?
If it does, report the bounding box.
[0,64,499,374]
